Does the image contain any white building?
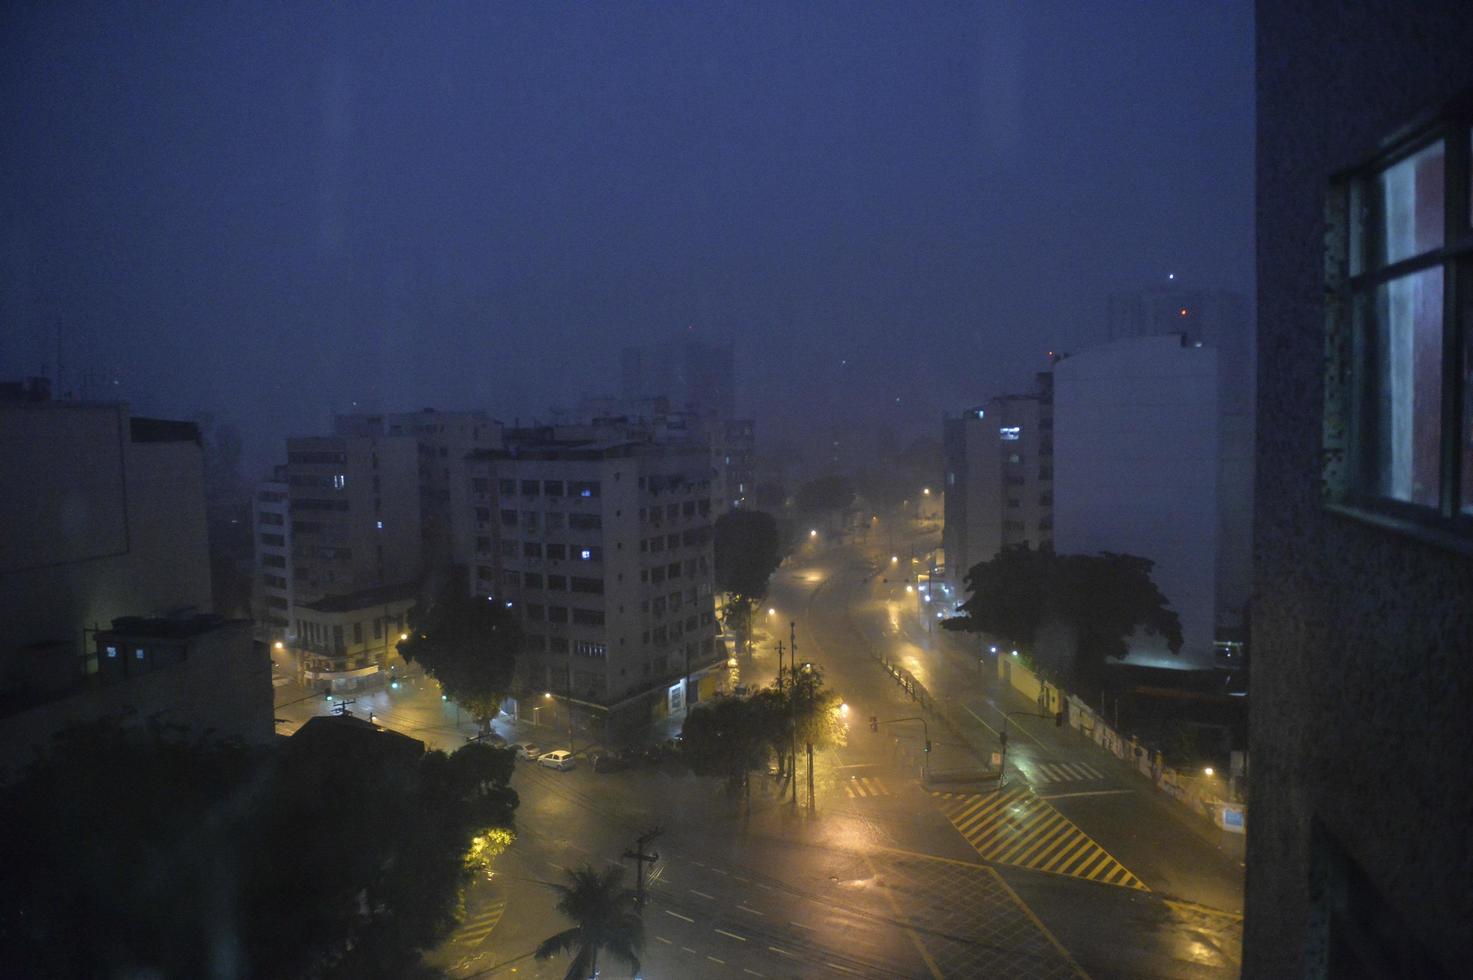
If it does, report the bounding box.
[1053,334,1224,666]
[462,425,721,736]
[252,478,293,642]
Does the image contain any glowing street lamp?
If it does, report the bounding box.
[809,529,818,538]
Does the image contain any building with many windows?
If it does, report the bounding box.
[462,425,721,734]
[942,371,1054,589]
[251,478,293,640]
[1246,4,1473,976]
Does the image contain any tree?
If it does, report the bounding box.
[714,509,782,652]
[535,865,644,980]
[680,697,771,801]
[0,716,519,979]
[788,663,847,752]
[944,545,1182,684]
[399,569,522,731]
[794,474,853,516]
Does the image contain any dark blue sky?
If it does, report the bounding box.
[1,1,1253,473]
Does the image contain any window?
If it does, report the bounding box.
[524,572,544,589]
[352,622,363,645]
[572,608,605,626]
[570,513,601,530]
[578,545,602,561]
[545,512,565,530]
[544,480,564,496]
[548,606,569,623]
[500,509,517,527]
[546,543,567,560]
[571,577,603,594]
[499,479,516,495]
[999,426,1021,441]
[570,480,600,498]
[526,603,545,621]
[523,541,543,558]
[547,575,567,591]
[521,480,540,496]
[1326,111,1473,539]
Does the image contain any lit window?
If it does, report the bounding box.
[134,648,145,660]
[581,549,592,560]
[999,426,1021,441]
[106,645,118,658]
[1325,115,1473,536]
[376,520,384,529]
[333,474,345,489]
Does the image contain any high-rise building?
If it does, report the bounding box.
[461,423,721,735]
[1247,4,1473,976]
[942,372,1054,588]
[620,337,736,419]
[333,409,501,567]
[251,476,293,642]
[1053,334,1226,666]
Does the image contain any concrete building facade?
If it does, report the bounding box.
[252,478,293,640]
[462,426,721,733]
[942,372,1054,588]
[1246,3,1473,976]
[1053,335,1221,665]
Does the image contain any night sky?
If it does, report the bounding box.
[0,2,1253,474]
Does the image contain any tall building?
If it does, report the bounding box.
[620,336,736,419]
[258,432,423,688]
[1247,4,1473,976]
[333,409,501,566]
[251,476,293,641]
[1109,286,1255,631]
[942,371,1054,588]
[1053,334,1224,665]
[712,418,756,513]
[0,380,270,764]
[461,423,721,734]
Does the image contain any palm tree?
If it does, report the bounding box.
[535,864,644,980]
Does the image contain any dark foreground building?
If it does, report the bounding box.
[1249,3,1473,976]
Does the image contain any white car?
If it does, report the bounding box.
[538,750,576,770]
[513,742,541,760]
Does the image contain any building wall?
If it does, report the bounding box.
[1248,3,1473,975]
[252,480,293,638]
[1053,335,1220,664]
[0,401,213,660]
[284,434,422,602]
[0,619,272,781]
[942,381,1052,588]
[463,440,719,718]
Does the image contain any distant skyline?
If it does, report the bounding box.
[0,2,1254,475]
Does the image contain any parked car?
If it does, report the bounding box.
[591,751,628,773]
[513,742,541,760]
[538,749,576,770]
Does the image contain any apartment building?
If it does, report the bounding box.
[294,585,415,688]
[942,371,1054,588]
[1247,3,1473,975]
[463,426,720,734]
[252,477,293,641]
[621,337,736,420]
[333,409,501,566]
[283,434,421,603]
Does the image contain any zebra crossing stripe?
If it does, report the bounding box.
[933,789,1149,891]
[845,776,889,798]
[457,901,506,943]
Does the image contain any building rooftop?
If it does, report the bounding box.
[299,583,416,614]
[100,613,232,639]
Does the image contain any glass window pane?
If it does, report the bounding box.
[1372,267,1443,506]
[1376,141,1445,266]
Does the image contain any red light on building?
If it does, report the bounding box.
[1179,308,1189,316]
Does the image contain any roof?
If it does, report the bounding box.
[290,714,425,762]
[299,582,416,613]
[100,613,231,639]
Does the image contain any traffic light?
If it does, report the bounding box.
[869,715,879,733]
[924,739,932,754]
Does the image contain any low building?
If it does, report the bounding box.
[0,615,272,779]
[294,585,416,692]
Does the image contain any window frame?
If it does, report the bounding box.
[1325,98,1473,552]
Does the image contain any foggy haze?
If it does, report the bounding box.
[1,2,1253,473]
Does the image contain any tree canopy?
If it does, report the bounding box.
[399,569,522,728]
[680,696,774,796]
[0,716,518,979]
[944,545,1183,679]
[714,509,783,601]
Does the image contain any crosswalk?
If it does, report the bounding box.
[1029,761,1106,784]
[845,775,889,798]
[454,899,506,946]
[932,788,1149,891]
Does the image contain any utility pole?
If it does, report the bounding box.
[789,622,798,804]
[623,825,663,911]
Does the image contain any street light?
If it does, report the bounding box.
[1203,766,1215,777]
[809,529,818,538]
[273,640,284,651]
